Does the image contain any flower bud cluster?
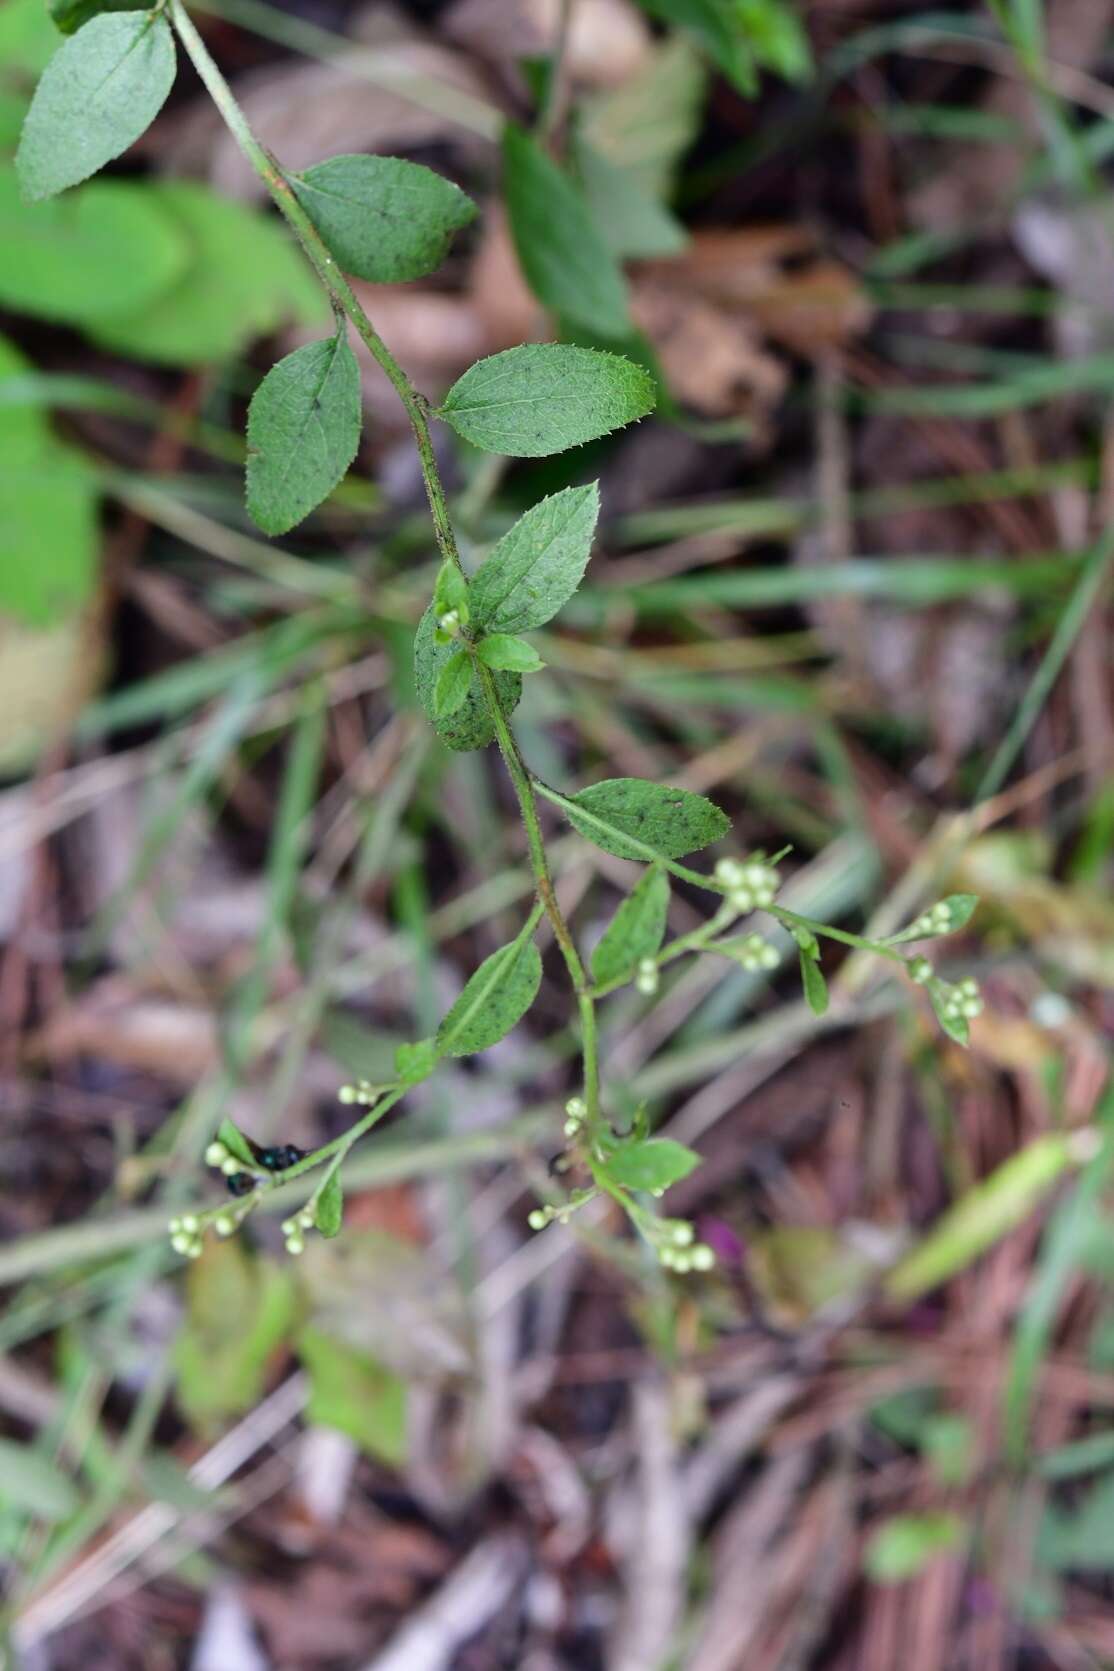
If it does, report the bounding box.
[635,956,660,995]
[280,1208,315,1256]
[563,1095,587,1139]
[937,975,983,1022]
[167,1214,204,1259]
[650,1218,716,1274]
[337,1079,379,1107]
[715,856,780,913]
[730,933,780,972]
[527,1185,596,1232]
[909,900,956,937]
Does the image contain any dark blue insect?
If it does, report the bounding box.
[224,1138,309,1196]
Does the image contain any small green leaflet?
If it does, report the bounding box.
[293,154,477,284]
[17,11,176,201]
[436,934,542,1057]
[590,866,670,987]
[476,634,544,672]
[864,1513,964,1584]
[413,604,521,752]
[558,777,730,861]
[394,1037,437,1084]
[502,124,630,338]
[438,344,656,458]
[798,946,828,1015]
[314,1170,343,1238]
[245,334,362,535]
[217,1119,256,1169]
[49,0,157,35]
[470,484,600,634]
[434,649,472,717]
[603,1137,700,1193]
[433,561,469,621]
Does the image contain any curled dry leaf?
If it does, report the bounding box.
[639,227,872,356]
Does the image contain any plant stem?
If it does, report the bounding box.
[169,0,600,1118]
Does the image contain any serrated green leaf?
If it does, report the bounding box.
[603,1136,700,1193]
[245,335,362,535]
[394,1037,437,1085]
[434,649,472,717]
[502,123,629,337]
[0,1437,82,1520]
[88,181,326,365]
[574,137,688,260]
[558,776,730,861]
[470,484,600,634]
[216,1119,256,1169]
[292,153,476,283]
[438,343,656,458]
[17,11,176,201]
[48,0,157,36]
[476,633,544,672]
[0,167,188,325]
[413,604,521,752]
[590,866,670,986]
[298,1327,406,1465]
[799,947,828,1015]
[315,1170,343,1239]
[436,934,542,1057]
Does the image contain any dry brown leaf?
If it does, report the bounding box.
[641,227,872,354]
[444,0,650,88]
[631,279,787,420]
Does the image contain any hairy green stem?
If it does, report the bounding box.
[169,0,600,1119]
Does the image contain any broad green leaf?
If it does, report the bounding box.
[293,154,477,283]
[574,138,688,260]
[438,343,656,458]
[635,0,757,94]
[245,335,362,536]
[603,1136,700,1193]
[174,1241,296,1430]
[470,484,600,634]
[864,1513,963,1583]
[89,181,326,365]
[413,604,521,752]
[0,167,188,325]
[799,947,828,1015]
[502,123,629,337]
[476,633,544,672]
[559,777,730,861]
[49,0,157,36]
[297,1327,406,1465]
[394,1037,437,1085]
[436,934,542,1057]
[216,1119,256,1169]
[434,649,473,717]
[315,1170,343,1239]
[0,1437,81,1520]
[590,866,670,986]
[0,449,98,626]
[17,11,176,201]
